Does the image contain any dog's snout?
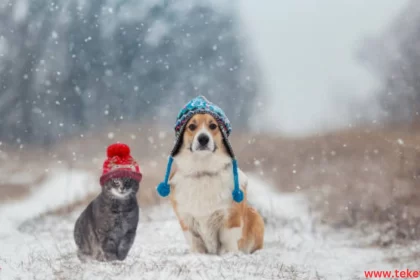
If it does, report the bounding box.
[198,134,209,146]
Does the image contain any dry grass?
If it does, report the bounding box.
[232,126,420,246]
[0,146,49,202]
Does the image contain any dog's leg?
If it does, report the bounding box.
[192,217,221,254]
[244,206,265,253]
[190,230,208,254]
[199,228,219,254]
[183,230,193,246]
[219,226,242,254]
[219,208,242,255]
[184,216,207,253]
[177,218,193,247]
[197,211,224,255]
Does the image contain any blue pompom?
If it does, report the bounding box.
[232,189,244,203]
[157,182,170,197]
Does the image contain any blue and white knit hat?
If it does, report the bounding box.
[156,95,244,203]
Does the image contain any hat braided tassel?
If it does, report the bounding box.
[232,159,244,203]
[156,156,173,197]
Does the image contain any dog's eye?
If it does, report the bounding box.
[188,124,197,131]
[209,123,217,130]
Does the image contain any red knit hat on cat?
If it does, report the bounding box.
[100,143,142,186]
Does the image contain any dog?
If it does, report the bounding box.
[156,96,264,254]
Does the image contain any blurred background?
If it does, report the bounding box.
[2,0,420,248]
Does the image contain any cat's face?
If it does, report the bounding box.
[103,177,139,199]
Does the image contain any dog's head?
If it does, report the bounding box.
[181,113,227,156]
[156,96,244,203]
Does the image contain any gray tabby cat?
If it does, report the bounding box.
[74,177,139,261]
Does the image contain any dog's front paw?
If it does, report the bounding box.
[190,237,208,254]
[218,246,239,255]
[218,247,227,255]
[190,244,207,254]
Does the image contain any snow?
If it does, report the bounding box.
[145,20,170,47]
[0,170,407,280]
[13,0,28,23]
[0,36,8,58]
[0,169,96,235]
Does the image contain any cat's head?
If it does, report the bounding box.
[103,177,139,199]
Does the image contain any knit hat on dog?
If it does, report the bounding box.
[156,96,244,203]
[100,143,142,186]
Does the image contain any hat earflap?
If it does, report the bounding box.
[156,123,187,197]
[220,128,244,203]
[231,159,244,203]
[156,156,173,197]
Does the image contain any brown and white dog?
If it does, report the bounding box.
[166,113,264,254]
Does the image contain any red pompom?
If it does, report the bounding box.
[107,143,131,158]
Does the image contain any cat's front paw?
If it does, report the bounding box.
[76,250,92,262]
[104,252,119,261]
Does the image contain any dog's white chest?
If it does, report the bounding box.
[171,153,238,217]
[173,168,233,217]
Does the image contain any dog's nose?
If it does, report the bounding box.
[198,134,209,146]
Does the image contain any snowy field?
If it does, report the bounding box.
[0,169,415,280]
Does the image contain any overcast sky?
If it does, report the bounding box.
[237,0,408,136]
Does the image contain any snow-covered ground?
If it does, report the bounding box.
[0,170,413,280]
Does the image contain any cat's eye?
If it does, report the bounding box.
[188,123,197,131]
[209,123,217,130]
[111,179,120,185]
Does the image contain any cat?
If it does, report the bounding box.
[73,177,139,262]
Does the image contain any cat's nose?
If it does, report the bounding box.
[118,187,124,193]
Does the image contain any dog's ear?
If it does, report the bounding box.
[171,127,186,157]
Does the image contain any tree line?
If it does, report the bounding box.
[0,0,258,145]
